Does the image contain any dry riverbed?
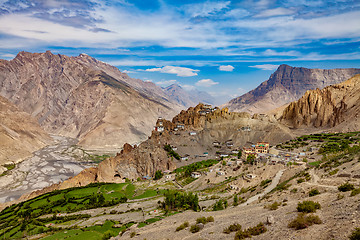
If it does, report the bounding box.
[0,135,95,203]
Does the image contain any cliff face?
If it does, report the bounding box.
[280,74,360,131]
[0,51,182,150]
[223,64,360,114]
[0,96,51,165]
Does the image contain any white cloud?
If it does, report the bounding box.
[145,66,199,77]
[195,79,219,87]
[155,79,177,86]
[219,65,234,71]
[184,1,231,18]
[255,7,294,18]
[122,69,136,74]
[0,53,16,59]
[263,49,300,56]
[224,8,249,18]
[180,84,196,91]
[249,64,279,70]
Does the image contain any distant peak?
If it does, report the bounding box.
[165,84,182,89]
[277,64,292,70]
[79,53,89,57]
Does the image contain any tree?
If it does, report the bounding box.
[233,194,238,206]
[237,150,242,159]
[245,154,256,165]
[154,170,163,180]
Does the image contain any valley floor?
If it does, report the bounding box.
[0,135,93,203]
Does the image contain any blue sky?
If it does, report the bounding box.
[0,0,360,104]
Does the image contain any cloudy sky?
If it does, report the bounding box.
[0,0,360,104]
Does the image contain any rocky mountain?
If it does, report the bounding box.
[0,96,51,166]
[163,84,214,108]
[280,74,360,131]
[223,64,360,114]
[0,51,183,150]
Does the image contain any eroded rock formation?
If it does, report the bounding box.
[280,74,360,131]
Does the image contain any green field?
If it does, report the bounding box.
[0,182,162,239]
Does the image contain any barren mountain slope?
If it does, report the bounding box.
[163,84,214,107]
[280,74,360,131]
[223,64,360,114]
[0,96,51,166]
[0,51,182,150]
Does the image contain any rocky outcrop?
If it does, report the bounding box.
[223,64,360,114]
[0,96,51,165]
[280,74,360,130]
[0,51,182,150]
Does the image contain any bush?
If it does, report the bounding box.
[288,213,322,230]
[297,178,305,184]
[195,216,214,225]
[338,182,355,192]
[176,221,189,231]
[246,222,267,236]
[234,222,267,240]
[309,189,320,197]
[223,223,242,234]
[213,199,227,211]
[349,227,360,240]
[206,216,214,222]
[265,201,280,210]
[130,231,136,238]
[190,224,200,233]
[102,230,115,240]
[297,201,321,213]
[351,188,360,197]
[196,217,207,224]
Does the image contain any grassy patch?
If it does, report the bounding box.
[308,161,321,167]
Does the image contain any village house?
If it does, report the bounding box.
[142,175,152,180]
[219,152,229,158]
[255,142,269,153]
[243,147,257,158]
[189,131,197,136]
[181,154,190,161]
[176,124,185,130]
[199,110,208,116]
[229,184,239,191]
[240,126,251,132]
[163,170,171,175]
[213,141,221,147]
[155,126,164,132]
[191,172,201,178]
[216,171,225,176]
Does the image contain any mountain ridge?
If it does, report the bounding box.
[222,64,360,114]
[0,51,183,151]
[162,83,214,108]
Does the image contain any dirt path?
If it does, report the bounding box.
[241,169,285,206]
